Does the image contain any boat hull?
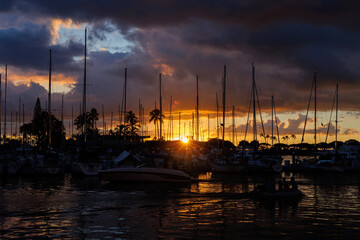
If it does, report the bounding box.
[99,167,191,182]
[72,162,102,176]
[252,190,303,200]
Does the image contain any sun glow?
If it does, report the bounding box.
[181,137,189,144]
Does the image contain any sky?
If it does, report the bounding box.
[1,0,360,143]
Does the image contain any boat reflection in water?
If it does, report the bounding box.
[1,173,360,239]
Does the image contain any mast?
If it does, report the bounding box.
[178,112,181,140]
[252,63,257,143]
[124,67,127,123]
[192,112,194,138]
[83,28,87,142]
[18,97,20,138]
[252,63,258,161]
[335,84,338,150]
[216,92,219,149]
[102,104,105,136]
[4,64,7,140]
[0,73,2,142]
[159,73,162,140]
[222,65,226,148]
[196,75,199,141]
[208,114,210,141]
[170,96,172,140]
[139,99,141,136]
[61,94,64,149]
[271,95,274,147]
[232,106,235,144]
[314,70,317,148]
[15,112,17,138]
[22,103,24,148]
[10,112,12,139]
[71,105,74,137]
[48,48,52,147]
[111,112,113,132]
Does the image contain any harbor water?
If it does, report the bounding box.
[1,173,360,239]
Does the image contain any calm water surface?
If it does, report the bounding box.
[1,172,360,239]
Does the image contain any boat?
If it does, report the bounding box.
[99,150,191,182]
[247,155,283,173]
[99,167,191,182]
[251,189,303,199]
[208,159,245,173]
[71,161,102,176]
[20,151,64,175]
[240,64,283,173]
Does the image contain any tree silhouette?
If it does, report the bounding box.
[149,108,164,140]
[125,111,139,136]
[19,97,65,149]
[74,107,99,137]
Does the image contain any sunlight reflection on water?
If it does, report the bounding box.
[1,173,360,239]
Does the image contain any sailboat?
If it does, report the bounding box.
[72,28,102,176]
[208,65,247,173]
[298,80,344,173]
[242,63,282,173]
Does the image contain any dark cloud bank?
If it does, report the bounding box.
[1,0,360,124]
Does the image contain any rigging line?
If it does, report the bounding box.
[254,81,267,143]
[301,77,315,144]
[325,88,336,144]
[273,97,281,145]
[244,88,253,142]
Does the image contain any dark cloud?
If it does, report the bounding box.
[1,0,360,140]
[0,23,83,73]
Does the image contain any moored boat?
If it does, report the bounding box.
[99,167,191,182]
[252,189,303,199]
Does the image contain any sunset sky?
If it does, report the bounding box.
[1,0,360,143]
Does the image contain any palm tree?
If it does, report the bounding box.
[74,107,99,136]
[290,134,296,144]
[114,124,127,136]
[282,135,289,145]
[125,111,139,136]
[149,108,164,140]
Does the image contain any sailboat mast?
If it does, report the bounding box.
[208,114,210,141]
[216,92,219,139]
[170,96,172,140]
[192,113,194,138]
[48,49,52,147]
[178,112,181,140]
[335,84,338,150]
[159,73,162,140]
[61,93,64,148]
[196,75,199,141]
[0,74,2,142]
[232,106,235,144]
[222,65,226,148]
[124,67,127,123]
[4,64,7,140]
[102,104,105,136]
[271,95,274,147]
[314,70,317,148]
[83,28,87,142]
[252,63,257,143]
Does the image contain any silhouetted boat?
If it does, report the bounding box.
[99,167,191,182]
[251,189,303,199]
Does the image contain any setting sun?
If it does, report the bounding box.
[181,137,189,144]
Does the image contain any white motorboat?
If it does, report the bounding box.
[99,167,191,182]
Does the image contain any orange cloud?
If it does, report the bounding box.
[49,18,82,44]
[153,63,174,77]
[7,68,77,93]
